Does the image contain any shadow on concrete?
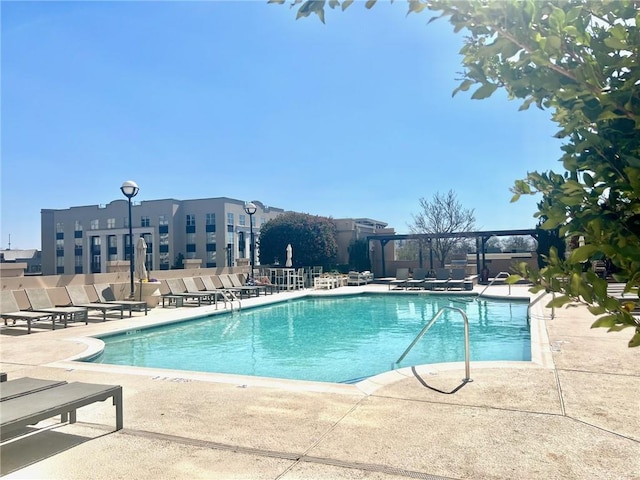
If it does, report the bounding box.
[1,425,107,476]
[411,366,472,394]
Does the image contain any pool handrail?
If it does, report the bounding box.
[393,306,472,383]
[476,271,512,299]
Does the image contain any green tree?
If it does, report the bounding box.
[274,0,640,347]
[348,238,371,271]
[410,190,476,268]
[258,212,338,268]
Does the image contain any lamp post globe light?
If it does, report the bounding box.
[121,180,139,298]
[244,201,257,279]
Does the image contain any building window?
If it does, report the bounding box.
[107,218,116,229]
[159,215,168,226]
[206,213,215,225]
[74,237,83,256]
[56,239,64,252]
[124,235,132,261]
[108,235,117,259]
[186,244,196,253]
[159,252,170,270]
[159,225,169,234]
[206,242,216,252]
[90,219,99,230]
[74,220,82,232]
[227,213,234,225]
[206,232,215,243]
[141,216,150,227]
[56,222,64,233]
[227,232,234,245]
[238,232,245,257]
[56,232,64,240]
[74,230,83,239]
[186,214,196,227]
[239,214,246,226]
[75,255,83,274]
[56,256,64,274]
[206,251,216,267]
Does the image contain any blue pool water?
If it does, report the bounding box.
[88,294,530,383]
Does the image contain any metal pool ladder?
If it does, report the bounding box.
[476,271,512,300]
[393,306,472,384]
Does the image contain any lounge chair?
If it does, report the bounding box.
[161,278,213,307]
[252,275,278,295]
[201,275,245,307]
[1,378,123,435]
[65,285,125,322]
[24,288,88,326]
[405,268,429,289]
[0,377,67,401]
[0,291,56,334]
[447,269,468,290]
[424,268,451,290]
[181,277,220,308]
[388,268,410,290]
[228,274,262,297]
[218,274,257,298]
[92,284,148,316]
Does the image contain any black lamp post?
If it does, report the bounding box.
[244,201,257,279]
[120,180,139,298]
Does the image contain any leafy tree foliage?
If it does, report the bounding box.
[274,0,640,347]
[348,238,371,271]
[258,212,338,268]
[409,190,476,268]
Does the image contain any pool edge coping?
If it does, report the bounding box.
[46,286,552,396]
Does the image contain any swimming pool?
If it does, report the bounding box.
[88,294,530,383]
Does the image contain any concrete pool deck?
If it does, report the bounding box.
[1,284,638,479]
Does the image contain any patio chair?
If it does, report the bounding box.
[405,268,429,289]
[65,285,125,322]
[92,284,148,316]
[24,288,88,326]
[424,268,451,290]
[447,269,468,290]
[208,275,243,304]
[182,277,220,308]
[162,278,214,307]
[1,290,56,334]
[253,275,278,295]
[1,379,123,435]
[218,274,258,298]
[232,273,269,296]
[388,268,410,290]
[0,377,67,401]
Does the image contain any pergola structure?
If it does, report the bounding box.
[367,229,539,278]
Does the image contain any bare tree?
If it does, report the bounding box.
[502,235,536,253]
[409,190,475,268]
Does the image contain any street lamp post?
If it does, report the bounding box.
[121,180,139,298]
[244,201,257,279]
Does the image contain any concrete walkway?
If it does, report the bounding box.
[1,285,638,479]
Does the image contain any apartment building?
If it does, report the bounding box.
[41,197,284,276]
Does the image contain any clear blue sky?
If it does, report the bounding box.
[1,1,563,250]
